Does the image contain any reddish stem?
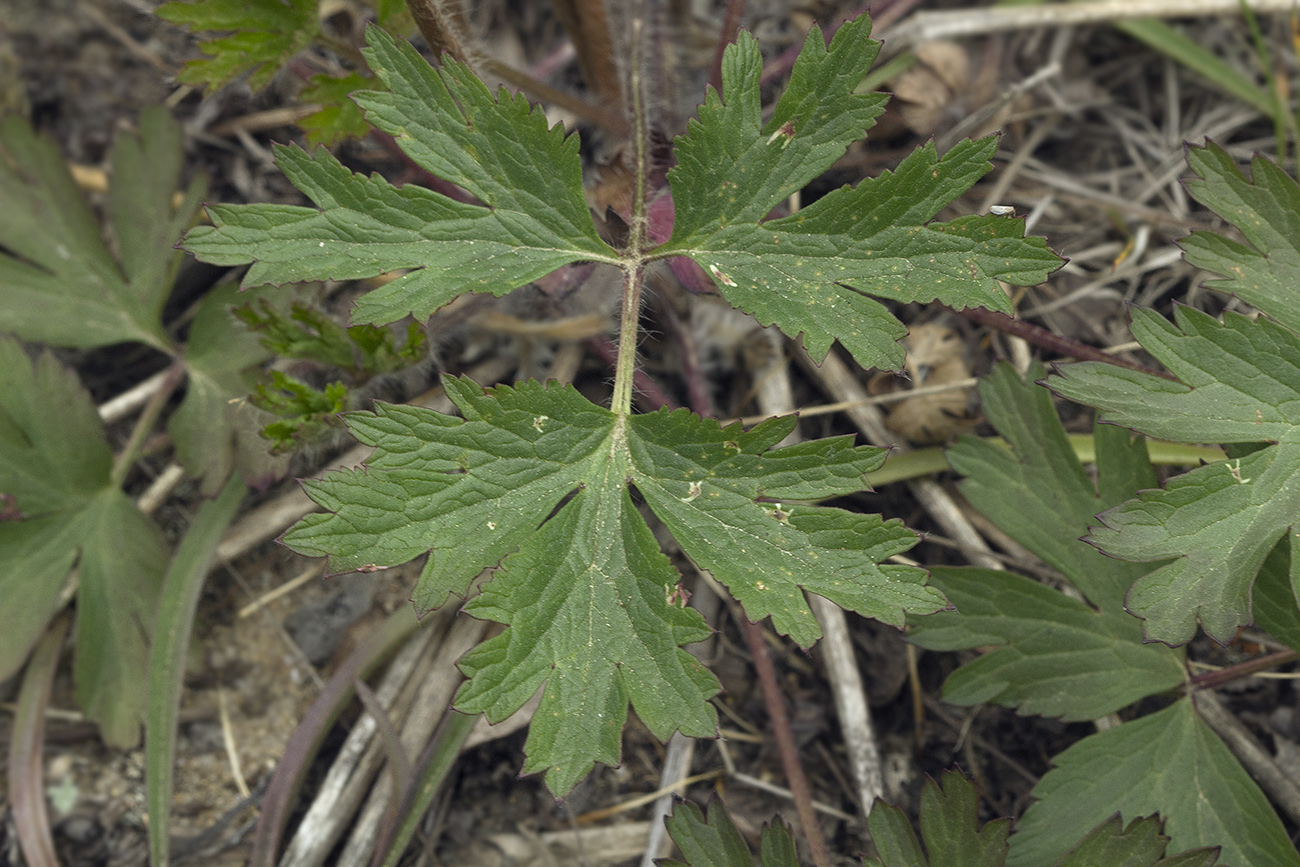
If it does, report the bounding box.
[741,618,831,867]
[10,615,70,867]
[956,306,1179,381]
[1190,649,1299,691]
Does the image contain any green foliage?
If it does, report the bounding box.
[661,801,797,867]
[0,109,285,493]
[175,15,1062,797]
[157,0,320,91]
[1013,700,1293,867]
[285,377,938,793]
[910,363,1184,720]
[659,33,1061,368]
[250,372,348,452]
[1054,816,1220,867]
[0,338,168,747]
[865,770,1010,867]
[0,108,201,352]
[185,27,621,327]
[661,772,1221,867]
[908,365,1298,865]
[1049,143,1300,645]
[299,72,375,146]
[1252,537,1300,652]
[236,297,425,375]
[182,20,1060,371]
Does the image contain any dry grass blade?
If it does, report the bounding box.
[276,616,444,867]
[248,609,422,867]
[888,0,1300,51]
[336,615,487,863]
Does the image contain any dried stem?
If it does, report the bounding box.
[1189,649,1300,691]
[741,618,832,867]
[403,0,628,135]
[956,305,1178,381]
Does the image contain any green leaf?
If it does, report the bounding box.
[146,476,246,867]
[864,769,1010,867]
[180,22,1060,368]
[0,109,277,492]
[171,282,290,493]
[0,338,168,746]
[1180,142,1300,334]
[0,107,202,352]
[908,364,1183,719]
[298,72,374,146]
[1053,815,1221,867]
[1253,535,1300,652]
[282,377,942,794]
[657,17,1061,370]
[948,362,1157,606]
[1048,145,1300,645]
[911,567,1184,719]
[237,296,424,374]
[157,0,320,92]
[182,27,619,327]
[1008,699,1299,867]
[250,372,348,452]
[1051,306,1300,644]
[660,801,798,867]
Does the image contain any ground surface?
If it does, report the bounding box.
[0,0,1295,865]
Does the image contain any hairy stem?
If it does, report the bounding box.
[611,11,653,416]
[611,266,647,416]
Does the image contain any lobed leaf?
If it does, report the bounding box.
[0,338,167,746]
[0,108,201,352]
[864,769,1010,867]
[1048,146,1300,645]
[658,17,1061,371]
[1054,816,1221,867]
[1051,306,1300,644]
[1009,699,1298,867]
[182,27,619,327]
[0,109,276,492]
[660,801,798,867]
[157,0,320,91]
[283,377,943,793]
[948,362,1157,606]
[908,364,1183,719]
[1181,142,1300,334]
[913,567,1184,720]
